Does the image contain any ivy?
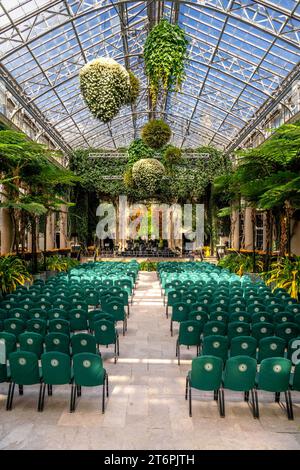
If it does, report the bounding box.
[144,19,189,105]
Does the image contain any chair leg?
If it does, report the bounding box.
[275,392,280,403]
[38,383,43,412]
[170,319,173,336]
[166,304,168,319]
[244,391,249,402]
[178,343,180,366]
[18,384,24,396]
[102,382,105,414]
[185,376,188,400]
[285,390,294,420]
[254,388,259,419]
[70,384,76,413]
[47,384,52,396]
[76,385,81,397]
[128,305,130,317]
[189,383,192,417]
[7,382,15,411]
[6,382,13,411]
[219,388,225,417]
[106,374,109,397]
[117,336,120,356]
[250,389,257,419]
[40,383,46,412]
[214,390,218,401]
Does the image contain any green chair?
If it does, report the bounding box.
[106,300,127,336]
[190,303,208,314]
[274,312,295,324]
[48,309,68,320]
[210,312,229,324]
[229,312,251,323]
[230,336,257,358]
[4,318,25,339]
[71,333,97,355]
[8,308,28,321]
[222,356,258,418]
[69,310,88,332]
[19,332,44,358]
[275,322,299,345]
[48,319,70,336]
[286,304,300,315]
[26,319,47,337]
[252,312,273,324]
[45,332,70,355]
[39,352,72,411]
[176,321,201,365]
[186,356,224,417]
[170,302,189,336]
[188,311,208,330]
[7,351,42,411]
[252,322,274,342]
[166,290,181,318]
[267,304,284,315]
[258,337,286,363]
[256,357,293,420]
[247,304,266,314]
[202,335,229,363]
[227,321,250,341]
[28,308,48,320]
[85,290,99,307]
[230,304,247,313]
[94,320,119,363]
[71,353,109,413]
[203,321,226,337]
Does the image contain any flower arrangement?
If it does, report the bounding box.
[79,58,139,123]
[141,120,171,149]
[132,158,166,193]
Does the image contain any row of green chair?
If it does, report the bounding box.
[1,351,109,413]
[186,355,298,420]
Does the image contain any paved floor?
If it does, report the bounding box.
[0,271,300,450]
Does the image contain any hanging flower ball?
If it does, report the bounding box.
[132,158,166,193]
[80,58,139,123]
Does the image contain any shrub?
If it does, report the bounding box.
[0,256,32,294]
[163,145,182,165]
[46,255,79,272]
[141,120,171,149]
[139,260,157,271]
[127,139,154,165]
[132,158,166,193]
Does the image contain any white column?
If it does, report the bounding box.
[0,208,13,255]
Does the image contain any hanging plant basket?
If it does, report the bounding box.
[132,158,166,193]
[79,58,139,123]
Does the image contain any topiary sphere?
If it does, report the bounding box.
[164,145,182,164]
[132,158,166,193]
[79,58,131,123]
[141,119,171,149]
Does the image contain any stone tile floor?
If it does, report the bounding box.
[0,271,300,450]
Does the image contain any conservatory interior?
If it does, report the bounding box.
[0,0,300,451]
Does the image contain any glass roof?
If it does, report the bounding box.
[1,0,300,151]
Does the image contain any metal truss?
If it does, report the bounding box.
[0,0,300,152]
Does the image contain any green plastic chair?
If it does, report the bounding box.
[26,318,47,337]
[186,355,224,417]
[256,357,293,419]
[7,351,42,411]
[45,332,70,355]
[227,321,251,341]
[48,319,70,336]
[40,352,72,411]
[275,322,299,345]
[202,335,229,363]
[222,356,258,418]
[71,353,109,413]
[48,309,68,320]
[19,332,44,358]
[252,322,274,342]
[229,312,251,323]
[8,308,28,321]
[267,304,284,315]
[176,321,201,365]
[252,312,273,324]
[71,333,97,355]
[4,318,25,339]
[94,320,119,363]
[203,321,226,337]
[274,312,295,324]
[106,300,127,336]
[286,304,300,315]
[210,312,229,324]
[28,308,48,321]
[166,290,181,318]
[69,310,88,332]
[258,337,286,363]
[230,336,257,358]
[170,302,189,336]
